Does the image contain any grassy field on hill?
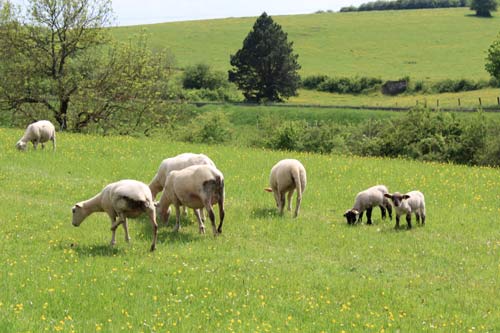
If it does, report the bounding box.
[1,128,499,332]
[112,8,500,82]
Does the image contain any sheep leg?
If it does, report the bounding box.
[366,207,373,225]
[148,208,158,251]
[386,203,393,220]
[194,209,206,234]
[379,205,387,220]
[421,209,426,225]
[51,137,56,151]
[204,201,218,236]
[182,205,188,217]
[276,192,285,215]
[110,216,123,246]
[122,219,131,242]
[287,191,293,211]
[357,211,364,224]
[415,212,421,225]
[173,204,182,233]
[406,213,412,229]
[395,215,401,229]
[217,198,225,234]
[157,192,172,225]
[33,141,38,150]
[294,190,302,218]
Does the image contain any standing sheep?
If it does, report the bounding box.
[157,165,225,236]
[344,185,393,225]
[16,120,56,151]
[265,159,307,218]
[384,191,426,229]
[71,179,158,251]
[149,153,215,199]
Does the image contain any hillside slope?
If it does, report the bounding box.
[111,8,500,82]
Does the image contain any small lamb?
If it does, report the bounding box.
[16,120,56,151]
[344,185,393,225]
[157,165,225,235]
[71,179,158,251]
[149,153,215,199]
[384,191,426,229]
[265,159,307,217]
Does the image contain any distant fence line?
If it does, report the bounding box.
[189,100,500,113]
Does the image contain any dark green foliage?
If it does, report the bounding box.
[470,0,497,17]
[340,0,468,12]
[302,75,382,94]
[430,78,489,93]
[182,63,228,90]
[486,35,500,81]
[182,111,233,144]
[228,12,301,102]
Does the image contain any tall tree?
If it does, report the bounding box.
[485,34,500,80]
[470,0,497,17]
[228,12,301,103]
[0,0,112,130]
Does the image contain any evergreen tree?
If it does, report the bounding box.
[228,12,301,102]
[470,0,497,17]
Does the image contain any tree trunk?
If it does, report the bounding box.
[56,98,69,131]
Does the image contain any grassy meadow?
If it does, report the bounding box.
[0,128,499,332]
[112,8,500,82]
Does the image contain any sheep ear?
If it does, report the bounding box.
[352,209,359,215]
[403,195,410,200]
[75,203,83,208]
[264,188,273,193]
[384,193,392,199]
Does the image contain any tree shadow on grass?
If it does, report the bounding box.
[250,207,280,219]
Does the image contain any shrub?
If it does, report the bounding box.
[182,111,233,144]
[317,76,382,94]
[301,75,329,89]
[182,63,228,90]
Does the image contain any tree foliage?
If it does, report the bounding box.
[0,0,112,130]
[470,0,497,17]
[485,34,500,81]
[228,12,301,103]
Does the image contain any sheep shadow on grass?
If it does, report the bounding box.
[137,214,200,244]
[64,243,123,257]
[250,207,281,219]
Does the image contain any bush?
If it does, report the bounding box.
[317,76,382,94]
[182,111,233,144]
[301,75,329,89]
[182,63,228,90]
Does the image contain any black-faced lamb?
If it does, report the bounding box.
[16,120,56,151]
[344,185,393,225]
[264,159,307,218]
[384,191,426,229]
[149,153,215,199]
[71,179,158,251]
[157,165,225,235]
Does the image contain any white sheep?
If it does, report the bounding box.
[149,153,215,199]
[16,120,56,151]
[384,191,426,229]
[344,185,393,225]
[71,179,158,251]
[157,165,225,235]
[264,159,307,217]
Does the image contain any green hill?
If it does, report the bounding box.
[111,8,500,82]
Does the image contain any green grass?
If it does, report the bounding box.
[112,8,500,82]
[1,128,499,332]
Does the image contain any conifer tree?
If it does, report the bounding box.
[229,12,301,102]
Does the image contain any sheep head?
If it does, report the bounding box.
[344,209,359,224]
[16,140,27,151]
[71,203,86,226]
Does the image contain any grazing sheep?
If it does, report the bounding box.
[264,159,307,217]
[157,165,225,235]
[16,120,56,151]
[384,191,426,229]
[344,185,393,225]
[71,179,158,251]
[149,153,215,199]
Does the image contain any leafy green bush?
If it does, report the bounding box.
[301,75,329,89]
[317,76,382,94]
[182,111,233,144]
[182,63,229,90]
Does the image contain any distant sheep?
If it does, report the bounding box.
[16,120,56,151]
[384,191,426,229]
[157,165,225,235]
[344,185,393,225]
[265,159,307,217]
[71,179,158,251]
[149,153,215,199]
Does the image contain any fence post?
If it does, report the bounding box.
[479,97,482,106]
[437,99,439,108]
[458,98,461,107]
[497,97,499,105]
